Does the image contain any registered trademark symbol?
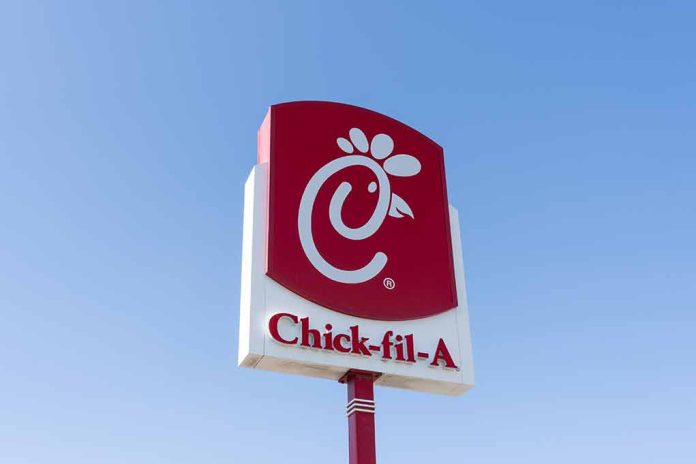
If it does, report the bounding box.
[383,277,395,290]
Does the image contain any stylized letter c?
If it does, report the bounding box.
[298,156,391,284]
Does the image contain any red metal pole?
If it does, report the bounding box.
[340,370,380,464]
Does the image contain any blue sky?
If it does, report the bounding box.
[1,1,694,463]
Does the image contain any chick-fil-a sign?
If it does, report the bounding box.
[239,101,474,396]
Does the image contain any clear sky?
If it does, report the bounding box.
[1,1,694,463]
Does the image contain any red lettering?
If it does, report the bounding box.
[430,338,457,369]
[350,325,371,356]
[395,334,406,361]
[380,330,394,360]
[268,313,298,345]
[405,334,416,363]
[333,333,351,353]
[270,317,454,372]
[300,317,322,348]
[322,324,334,351]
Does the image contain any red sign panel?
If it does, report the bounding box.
[260,101,457,321]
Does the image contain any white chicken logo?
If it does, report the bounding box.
[298,128,421,284]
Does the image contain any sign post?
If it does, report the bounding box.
[340,370,380,464]
[238,101,474,462]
